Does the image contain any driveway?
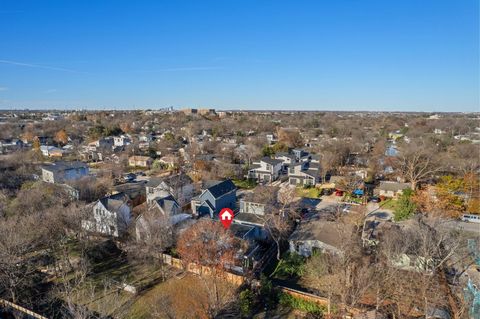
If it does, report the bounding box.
[366,202,394,221]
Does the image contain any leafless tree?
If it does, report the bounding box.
[127,205,173,280]
[395,142,441,189]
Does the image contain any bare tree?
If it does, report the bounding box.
[250,186,298,260]
[127,205,173,280]
[395,142,441,189]
[301,224,373,315]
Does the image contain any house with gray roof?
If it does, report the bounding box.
[289,218,353,257]
[191,179,237,218]
[82,192,132,237]
[288,161,321,187]
[378,181,410,198]
[42,161,89,184]
[145,173,194,206]
[247,157,283,183]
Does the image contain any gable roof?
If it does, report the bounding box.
[42,161,88,173]
[205,179,236,199]
[99,193,129,213]
[153,194,179,215]
[290,219,353,251]
[146,177,164,187]
[147,173,193,188]
[379,181,410,192]
[259,157,283,166]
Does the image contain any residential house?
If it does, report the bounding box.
[191,180,237,218]
[292,149,310,162]
[128,155,153,168]
[158,154,177,168]
[88,137,114,152]
[362,214,395,247]
[274,152,297,172]
[113,135,132,147]
[378,181,410,198]
[288,160,321,186]
[40,145,64,157]
[138,133,154,143]
[239,187,278,216]
[80,148,103,162]
[247,157,283,182]
[289,218,353,257]
[0,139,24,153]
[42,161,89,183]
[150,194,181,216]
[135,199,191,241]
[266,133,277,144]
[113,181,147,207]
[145,173,194,206]
[82,193,132,237]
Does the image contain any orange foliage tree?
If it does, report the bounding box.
[54,129,68,145]
[176,219,240,318]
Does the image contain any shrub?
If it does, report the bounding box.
[278,292,325,316]
[239,289,255,316]
[272,252,305,278]
[394,188,417,221]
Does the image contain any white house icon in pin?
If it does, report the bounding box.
[221,209,233,220]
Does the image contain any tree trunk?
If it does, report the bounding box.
[411,180,417,190]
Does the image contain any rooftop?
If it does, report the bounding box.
[42,161,88,172]
[289,218,353,251]
[379,181,410,192]
[203,179,236,198]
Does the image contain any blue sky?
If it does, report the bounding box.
[0,0,478,111]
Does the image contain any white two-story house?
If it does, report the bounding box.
[288,160,321,187]
[247,157,283,183]
[82,193,132,237]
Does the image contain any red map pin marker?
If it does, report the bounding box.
[219,208,234,229]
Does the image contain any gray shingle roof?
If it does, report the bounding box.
[260,157,283,166]
[379,181,410,192]
[42,161,88,172]
[153,194,179,214]
[99,193,129,213]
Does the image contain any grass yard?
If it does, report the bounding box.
[380,199,399,211]
[233,178,257,189]
[128,273,239,319]
[295,187,320,198]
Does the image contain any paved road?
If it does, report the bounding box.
[442,220,480,234]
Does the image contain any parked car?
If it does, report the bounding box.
[342,205,351,213]
[369,196,381,203]
[335,190,344,196]
[461,214,480,223]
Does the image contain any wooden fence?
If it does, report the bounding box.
[160,253,245,286]
[0,299,48,319]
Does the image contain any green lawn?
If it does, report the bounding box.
[295,187,320,198]
[233,178,257,189]
[381,199,399,210]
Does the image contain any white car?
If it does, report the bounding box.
[461,214,480,223]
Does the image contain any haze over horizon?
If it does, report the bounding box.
[0,0,478,112]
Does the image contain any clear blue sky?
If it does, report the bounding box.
[0,0,478,111]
